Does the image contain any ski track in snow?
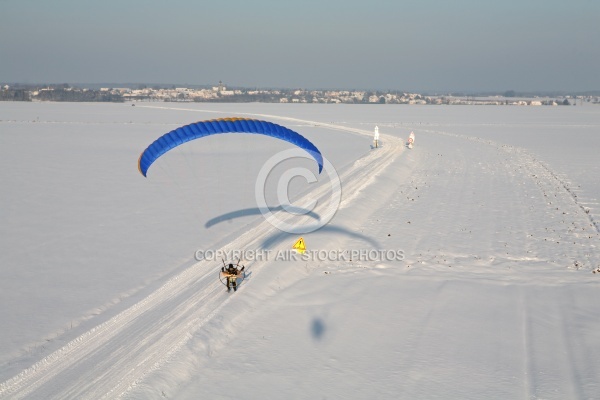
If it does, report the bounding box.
[0,110,404,399]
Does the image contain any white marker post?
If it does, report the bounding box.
[373,126,380,148]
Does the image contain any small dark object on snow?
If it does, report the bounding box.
[221,263,245,292]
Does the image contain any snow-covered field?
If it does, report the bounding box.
[1,102,599,399]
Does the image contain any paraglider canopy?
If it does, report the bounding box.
[138,117,323,177]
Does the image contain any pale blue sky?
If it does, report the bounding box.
[1,0,598,92]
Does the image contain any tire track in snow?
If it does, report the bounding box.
[556,294,585,400]
[519,288,535,399]
[395,280,449,397]
[523,289,586,399]
[0,112,404,399]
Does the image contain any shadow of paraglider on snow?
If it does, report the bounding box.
[259,225,381,250]
[205,205,321,228]
[311,317,326,341]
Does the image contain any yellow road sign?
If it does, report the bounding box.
[292,237,306,254]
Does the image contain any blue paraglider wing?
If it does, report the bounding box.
[138,118,323,176]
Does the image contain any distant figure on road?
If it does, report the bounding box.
[407,131,415,149]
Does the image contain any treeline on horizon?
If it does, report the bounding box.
[1,83,599,103]
[0,84,124,102]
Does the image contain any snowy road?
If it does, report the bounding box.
[2,103,599,399]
